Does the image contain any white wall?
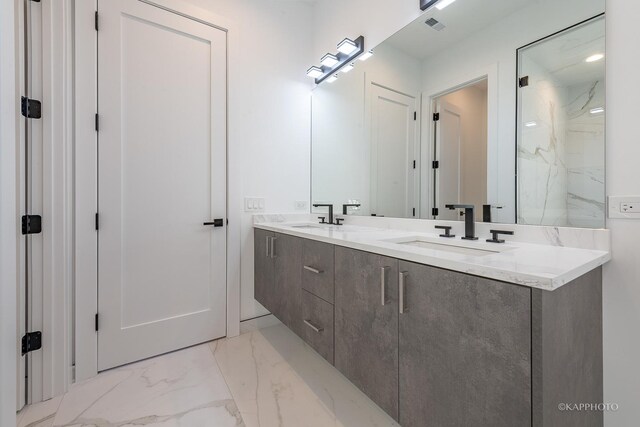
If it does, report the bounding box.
[313,0,640,424]
[0,0,18,424]
[181,0,315,320]
[603,0,640,425]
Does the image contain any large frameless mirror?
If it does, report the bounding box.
[311,0,606,228]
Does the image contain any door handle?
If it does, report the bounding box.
[380,266,390,306]
[203,218,224,227]
[399,271,408,314]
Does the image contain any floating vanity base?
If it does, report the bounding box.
[254,227,603,427]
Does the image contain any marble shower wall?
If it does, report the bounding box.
[518,59,570,226]
[565,80,606,228]
[517,19,605,228]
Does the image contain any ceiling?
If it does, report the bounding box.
[383,0,533,60]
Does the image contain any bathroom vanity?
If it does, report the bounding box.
[253,218,609,427]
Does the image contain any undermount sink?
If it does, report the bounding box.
[382,236,514,257]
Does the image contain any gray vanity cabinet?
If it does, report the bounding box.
[254,230,603,427]
[334,247,400,420]
[397,260,532,427]
[254,230,304,337]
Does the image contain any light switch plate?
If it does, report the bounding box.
[244,197,265,212]
[608,196,640,219]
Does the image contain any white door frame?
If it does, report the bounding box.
[13,0,242,399]
[15,0,74,405]
[420,64,498,219]
[74,0,240,383]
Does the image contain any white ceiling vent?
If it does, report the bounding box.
[425,18,446,31]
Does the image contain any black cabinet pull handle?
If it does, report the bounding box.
[204,218,225,227]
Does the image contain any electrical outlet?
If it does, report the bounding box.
[244,197,265,212]
[608,196,640,219]
[295,200,308,211]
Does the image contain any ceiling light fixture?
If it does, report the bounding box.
[590,107,605,114]
[337,38,359,55]
[321,53,339,67]
[327,74,339,83]
[585,53,604,63]
[420,0,456,11]
[306,66,323,79]
[359,50,374,61]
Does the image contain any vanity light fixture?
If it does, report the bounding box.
[326,74,339,83]
[359,50,374,61]
[306,66,323,79]
[308,35,365,84]
[321,53,340,67]
[341,63,355,73]
[590,107,605,114]
[525,121,538,127]
[420,0,456,11]
[585,53,604,63]
[337,38,359,55]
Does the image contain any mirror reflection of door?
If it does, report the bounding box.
[370,84,418,218]
[433,79,488,222]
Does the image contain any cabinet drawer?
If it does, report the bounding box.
[301,289,334,364]
[302,239,335,304]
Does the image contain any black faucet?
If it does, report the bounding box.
[313,204,334,225]
[342,203,361,215]
[445,204,478,240]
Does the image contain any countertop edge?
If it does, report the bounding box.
[253,223,610,291]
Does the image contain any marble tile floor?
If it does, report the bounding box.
[17,315,398,427]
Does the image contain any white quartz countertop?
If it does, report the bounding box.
[254,221,611,291]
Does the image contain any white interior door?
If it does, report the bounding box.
[370,84,418,218]
[97,0,227,371]
[435,100,462,221]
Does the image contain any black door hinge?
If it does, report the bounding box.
[519,76,529,88]
[414,111,417,121]
[412,160,416,169]
[21,331,42,355]
[432,160,439,169]
[95,213,99,231]
[95,11,99,31]
[21,215,42,235]
[412,208,416,217]
[432,207,439,216]
[95,113,99,131]
[433,112,440,121]
[21,97,42,119]
[95,313,99,331]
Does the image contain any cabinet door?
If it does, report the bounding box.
[335,247,399,420]
[273,233,304,337]
[398,261,531,427]
[254,229,275,313]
